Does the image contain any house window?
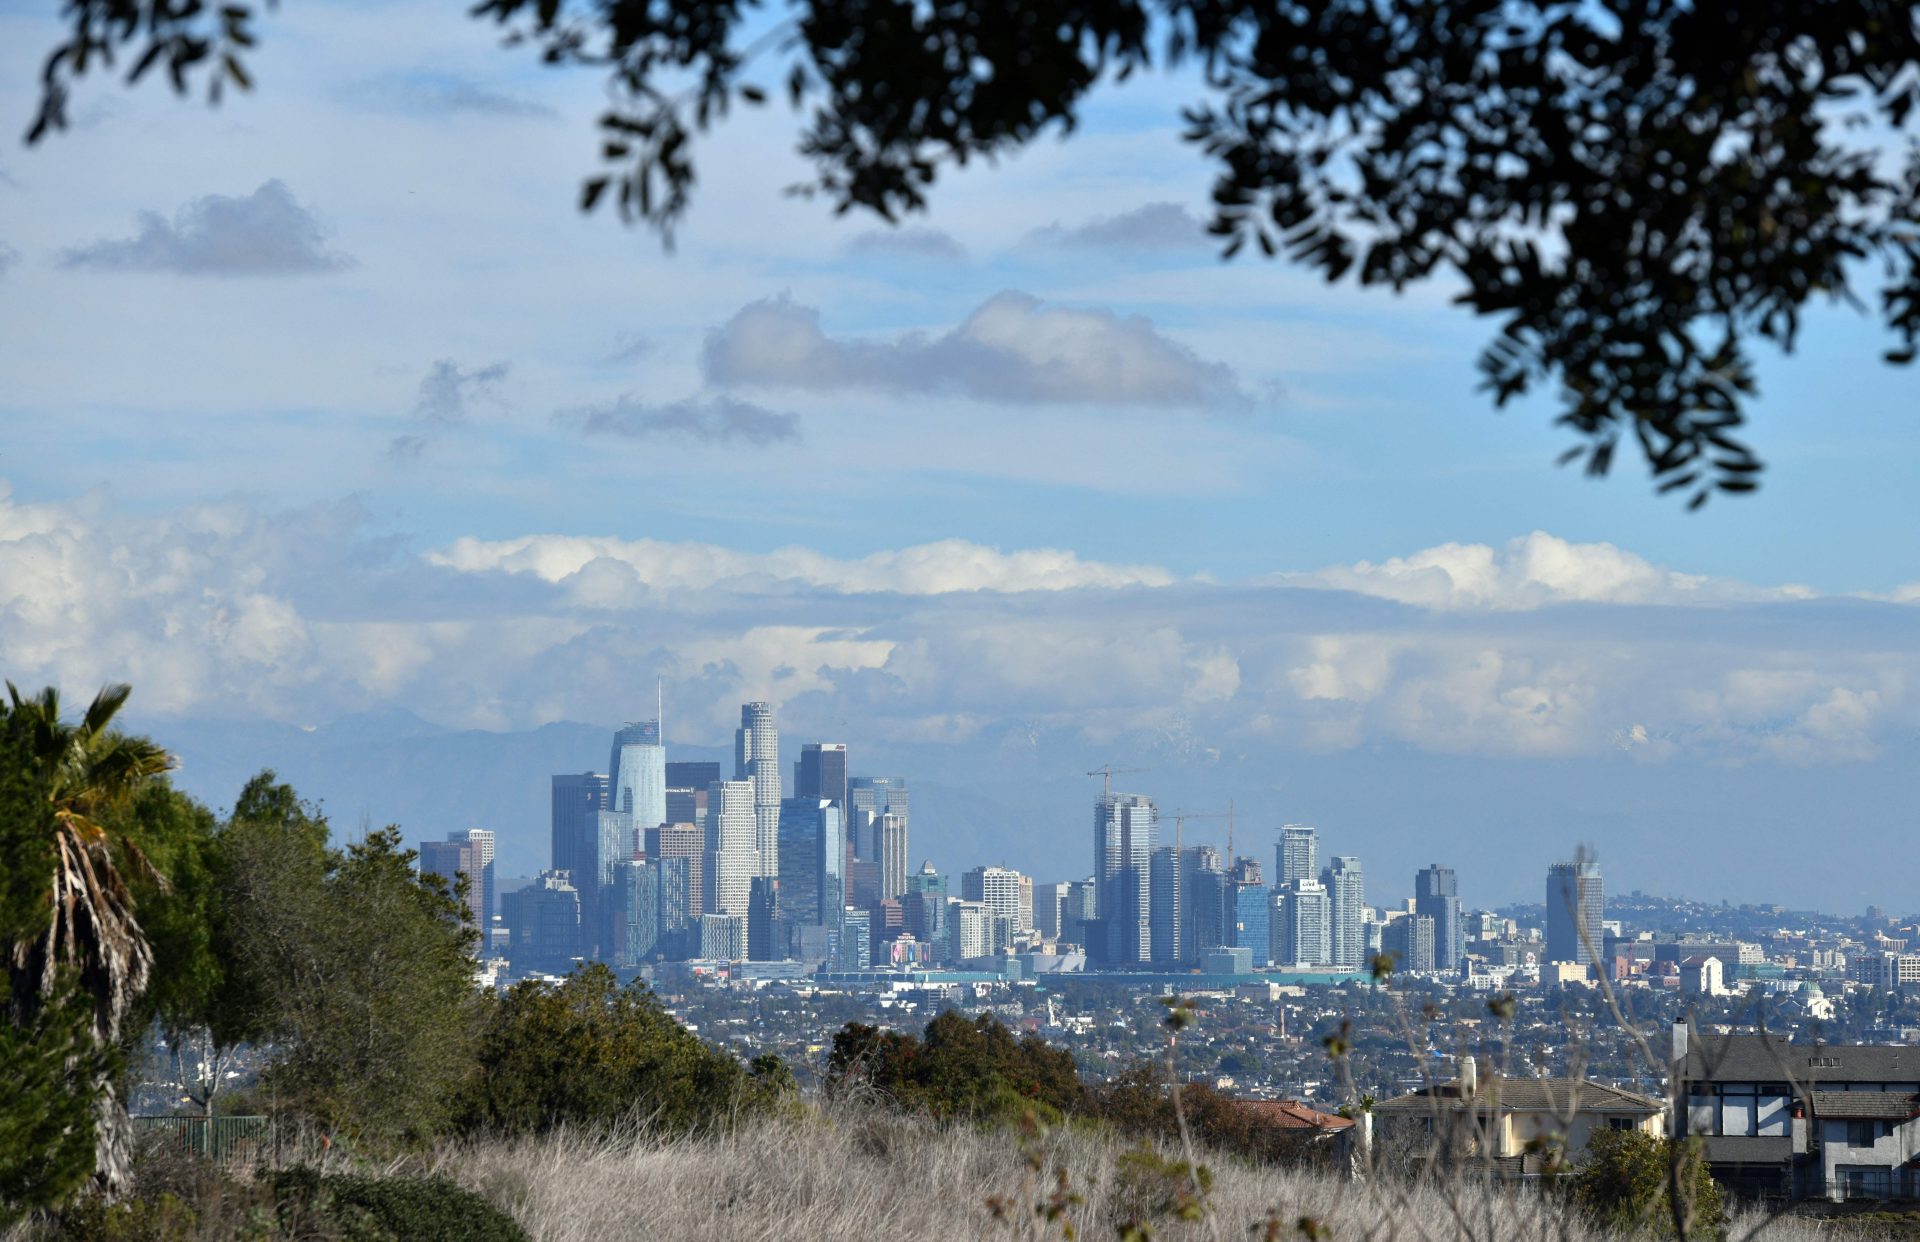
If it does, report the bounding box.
[1846,1120,1881,1147]
[1608,1117,1635,1132]
[1720,1084,1759,1137]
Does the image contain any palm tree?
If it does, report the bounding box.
[3,683,172,1198]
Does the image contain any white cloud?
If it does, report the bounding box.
[701,292,1249,409]
[2,482,1913,766]
[427,533,1179,596]
[1284,531,1803,611]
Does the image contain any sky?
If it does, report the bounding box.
[1,3,1916,908]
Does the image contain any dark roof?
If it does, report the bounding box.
[1374,1077,1661,1116]
[1699,1135,1792,1165]
[1809,1091,1920,1120]
[1680,1034,1919,1086]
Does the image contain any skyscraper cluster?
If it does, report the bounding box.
[510,700,915,975]
[470,715,1606,984]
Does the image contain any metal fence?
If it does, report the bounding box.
[131,1115,271,1161]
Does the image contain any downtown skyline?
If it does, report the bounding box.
[2,1,1915,915]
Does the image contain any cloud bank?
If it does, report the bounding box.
[702,292,1248,408]
[2,484,1910,768]
[61,180,353,275]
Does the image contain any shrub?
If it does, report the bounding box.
[1572,1128,1724,1240]
[272,1168,528,1242]
[1089,1064,1327,1170]
[457,963,790,1137]
[825,1011,1085,1123]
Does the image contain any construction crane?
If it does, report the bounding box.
[1085,764,1146,800]
[1163,809,1228,854]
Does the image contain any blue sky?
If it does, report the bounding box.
[2,3,1916,906]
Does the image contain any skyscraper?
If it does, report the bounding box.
[1278,825,1318,886]
[949,901,989,961]
[747,875,782,961]
[613,859,660,966]
[1033,882,1069,939]
[645,822,705,920]
[1546,860,1605,965]
[847,776,907,859]
[665,760,721,792]
[1382,913,1435,972]
[775,797,846,932]
[795,743,849,816]
[877,812,909,900]
[1272,880,1331,967]
[734,702,782,867]
[1414,863,1463,972]
[665,760,721,832]
[447,829,496,952]
[1149,847,1183,966]
[550,772,608,880]
[607,720,660,807]
[1062,878,1098,948]
[613,729,667,831]
[1094,793,1156,964]
[418,838,479,935]
[501,871,580,974]
[904,862,949,950]
[1231,880,1270,965]
[705,780,759,915]
[1322,856,1365,969]
[963,865,1028,932]
[1182,847,1227,961]
[655,855,693,958]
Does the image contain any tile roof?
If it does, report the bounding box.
[1233,1099,1354,1131]
[1373,1077,1662,1115]
[1809,1091,1920,1120]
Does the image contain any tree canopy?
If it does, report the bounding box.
[25,1,1920,505]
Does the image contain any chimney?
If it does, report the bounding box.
[1671,1020,1689,1067]
[1458,1056,1477,1096]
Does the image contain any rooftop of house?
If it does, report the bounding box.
[1808,1090,1920,1121]
[1373,1076,1662,1116]
[1233,1098,1354,1131]
[1679,1033,1918,1085]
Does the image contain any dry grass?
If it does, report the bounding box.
[431,1102,1861,1242]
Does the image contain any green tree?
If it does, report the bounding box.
[198,774,478,1151]
[252,818,480,1151]
[826,1011,1085,1122]
[459,963,790,1136]
[0,978,110,1227]
[0,683,172,1199]
[1572,1128,1725,1241]
[27,2,1920,504]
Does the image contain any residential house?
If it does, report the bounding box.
[1671,1024,1920,1201]
[1373,1059,1664,1176]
